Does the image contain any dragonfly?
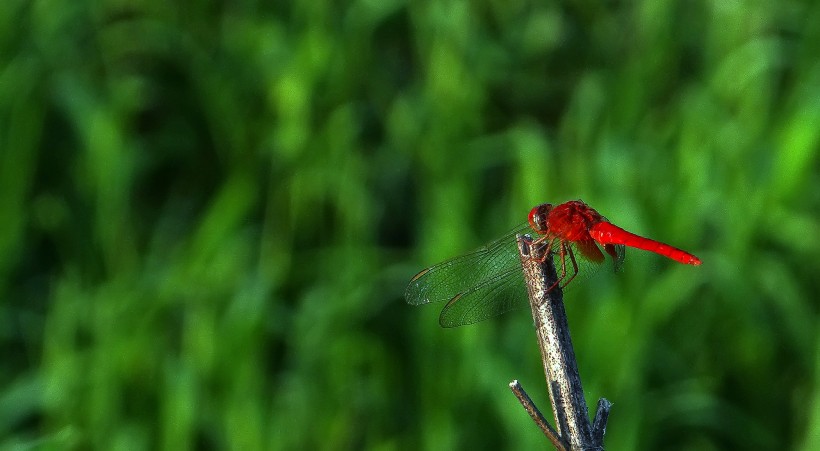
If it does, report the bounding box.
[405,200,702,327]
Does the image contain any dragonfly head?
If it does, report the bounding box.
[528,203,553,235]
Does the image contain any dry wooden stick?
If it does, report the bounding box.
[509,380,568,450]
[510,234,611,450]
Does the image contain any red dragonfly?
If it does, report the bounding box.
[405,200,701,327]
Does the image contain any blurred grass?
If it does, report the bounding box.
[0,0,818,449]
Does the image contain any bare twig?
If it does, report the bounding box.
[513,234,611,450]
[592,398,612,447]
[509,380,568,451]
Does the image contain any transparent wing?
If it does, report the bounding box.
[606,243,626,272]
[437,265,528,327]
[404,222,531,306]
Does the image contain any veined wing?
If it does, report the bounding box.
[404,222,531,306]
[437,265,528,327]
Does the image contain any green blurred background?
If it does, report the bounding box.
[1,0,818,449]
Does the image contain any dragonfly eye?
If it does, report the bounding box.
[528,203,552,235]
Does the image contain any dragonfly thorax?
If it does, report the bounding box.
[529,200,606,241]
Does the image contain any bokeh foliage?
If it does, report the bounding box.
[1,0,819,449]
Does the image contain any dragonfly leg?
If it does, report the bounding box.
[531,236,573,294]
[547,241,568,292]
[560,245,579,289]
[532,236,557,264]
